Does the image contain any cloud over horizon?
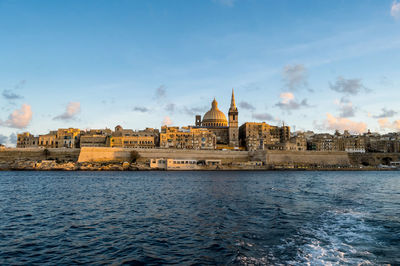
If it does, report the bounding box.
[53,102,81,121]
[1,104,33,129]
[378,118,400,130]
[373,108,397,118]
[323,113,367,134]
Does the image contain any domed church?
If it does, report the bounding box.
[194,89,239,147]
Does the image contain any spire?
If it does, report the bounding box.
[230,88,237,111]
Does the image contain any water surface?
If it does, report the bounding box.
[0,171,399,264]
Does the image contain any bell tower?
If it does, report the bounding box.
[228,88,239,147]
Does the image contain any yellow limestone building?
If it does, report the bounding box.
[194,89,239,148]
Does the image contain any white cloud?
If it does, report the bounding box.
[54,102,81,120]
[391,1,400,19]
[275,92,310,111]
[324,113,366,134]
[162,116,172,126]
[1,104,33,129]
[378,118,400,131]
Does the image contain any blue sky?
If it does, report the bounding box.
[1,0,400,145]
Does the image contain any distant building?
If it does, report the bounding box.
[109,125,159,149]
[239,122,290,151]
[80,129,112,147]
[55,128,81,148]
[17,132,38,148]
[160,126,216,150]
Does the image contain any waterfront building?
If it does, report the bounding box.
[109,125,158,149]
[160,126,216,149]
[17,132,38,148]
[80,129,112,147]
[239,122,290,151]
[55,128,81,148]
[38,132,58,148]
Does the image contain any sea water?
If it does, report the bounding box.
[0,171,399,264]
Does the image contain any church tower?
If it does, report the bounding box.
[228,88,239,147]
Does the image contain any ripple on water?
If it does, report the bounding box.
[0,171,399,265]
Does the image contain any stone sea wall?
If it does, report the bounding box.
[77,147,250,163]
[0,148,80,162]
[263,150,351,166]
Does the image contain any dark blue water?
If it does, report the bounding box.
[0,171,399,265]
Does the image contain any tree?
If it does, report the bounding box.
[130,150,140,163]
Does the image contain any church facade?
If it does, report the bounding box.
[194,89,239,147]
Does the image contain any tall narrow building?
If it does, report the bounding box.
[228,88,239,147]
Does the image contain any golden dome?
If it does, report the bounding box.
[202,98,228,127]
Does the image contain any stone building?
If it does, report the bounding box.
[55,128,81,148]
[193,89,239,148]
[80,129,112,147]
[17,132,39,148]
[160,126,216,150]
[38,131,58,148]
[307,131,365,153]
[109,125,159,148]
[239,122,291,151]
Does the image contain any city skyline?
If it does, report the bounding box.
[1,0,400,146]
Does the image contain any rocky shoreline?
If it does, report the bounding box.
[0,160,394,171]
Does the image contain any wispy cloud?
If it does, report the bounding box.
[275,92,310,112]
[335,98,356,118]
[391,0,400,19]
[373,108,397,118]
[330,76,369,95]
[53,102,81,121]
[165,103,176,113]
[2,90,23,100]
[282,64,309,91]
[239,101,255,111]
[184,106,208,116]
[0,104,33,129]
[2,80,25,101]
[133,106,150,113]
[154,85,167,101]
[252,113,276,122]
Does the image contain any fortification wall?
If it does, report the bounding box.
[0,148,80,162]
[77,147,250,163]
[254,150,351,166]
[348,153,400,166]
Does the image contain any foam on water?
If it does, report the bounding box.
[290,209,379,265]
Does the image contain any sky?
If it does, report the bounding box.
[1,0,400,145]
